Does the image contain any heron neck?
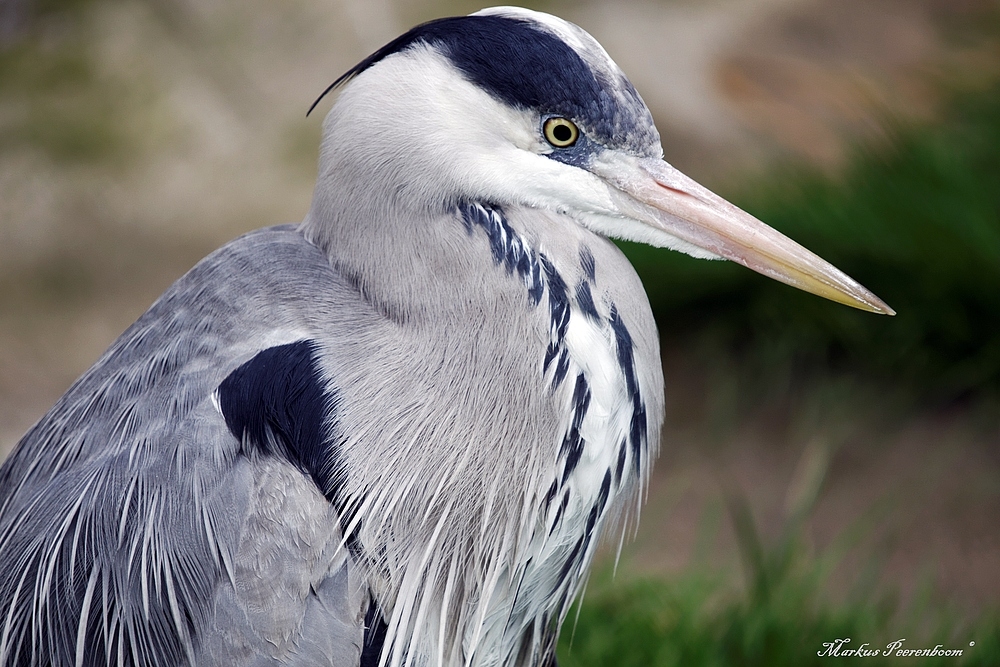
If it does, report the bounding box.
[302,182,530,326]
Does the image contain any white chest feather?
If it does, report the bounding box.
[458,203,651,665]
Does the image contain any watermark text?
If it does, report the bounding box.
[818,638,974,658]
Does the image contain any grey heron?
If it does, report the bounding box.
[0,6,892,667]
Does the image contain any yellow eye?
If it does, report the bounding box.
[543,117,579,148]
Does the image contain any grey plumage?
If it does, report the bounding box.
[0,215,658,666]
[0,6,891,667]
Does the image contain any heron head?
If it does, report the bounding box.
[308,6,893,315]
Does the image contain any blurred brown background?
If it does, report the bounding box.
[1,0,998,622]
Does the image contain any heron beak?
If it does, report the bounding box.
[591,154,894,315]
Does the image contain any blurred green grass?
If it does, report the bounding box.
[558,564,999,667]
[623,80,1000,402]
[558,493,1000,667]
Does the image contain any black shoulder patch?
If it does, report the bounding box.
[218,341,339,497]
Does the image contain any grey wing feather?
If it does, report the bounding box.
[0,226,367,667]
[195,458,367,667]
